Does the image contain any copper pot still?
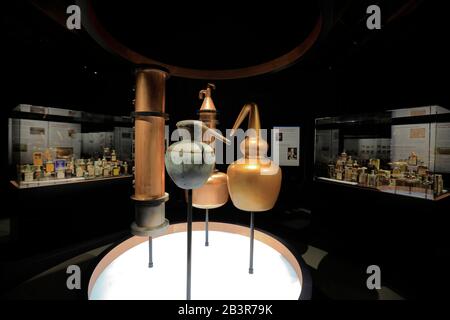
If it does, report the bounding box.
[227,103,282,212]
[192,84,229,209]
[192,170,229,209]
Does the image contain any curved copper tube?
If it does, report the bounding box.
[230,103,261,136]
[177,120,230,145]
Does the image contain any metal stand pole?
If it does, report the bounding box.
[249,211,254,274]
[205,209,209,247]
[187,189,193,300]
[148,236,153,268]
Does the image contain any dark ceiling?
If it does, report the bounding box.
[91,1,320,69]
[1,0,449,120]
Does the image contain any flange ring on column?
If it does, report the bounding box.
[131,193,170,237]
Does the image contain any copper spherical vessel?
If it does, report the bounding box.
[227,103,282,212]
[193,170,229,209]
[227,160,281,212]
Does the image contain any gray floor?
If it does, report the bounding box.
[301,245,403,300]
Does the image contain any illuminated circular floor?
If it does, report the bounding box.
[89,227,302,300]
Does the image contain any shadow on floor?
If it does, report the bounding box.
[312,254,379,300]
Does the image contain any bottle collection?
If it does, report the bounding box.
[18,147,130,184]
[327,150,445,197]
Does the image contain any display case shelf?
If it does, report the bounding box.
[314,106,450,200]
[8,104,135,188]
[10,174,133,189]
[316,176,450,201]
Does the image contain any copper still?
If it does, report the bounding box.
[192,84,229,209]
[131,68,169,238]
[227,103,282,212]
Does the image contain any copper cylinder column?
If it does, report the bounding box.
[131,68,170,268]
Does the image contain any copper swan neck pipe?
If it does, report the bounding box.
[230,102,261,136]
[176,120,230,145]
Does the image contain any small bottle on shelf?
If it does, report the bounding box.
[33,152,43,167]
[87,160,95,177]
[57,167,65,179]
[66,159,74,177]
[351,168,358,182]
[358,167,368,185]
[45,159,55,174]
[24,165,34,182]
[34,166,42,180]
[346,155,353,167]
[112,163,120,176]
[336,169,343,180]
[94,159,102,177]
[80,159,86,171]
[368,170,377,187]
[76,164,84,177]
[103,164,111,177]
[103,147,111,161]
[111,149,117,162]
[344,167,353,181]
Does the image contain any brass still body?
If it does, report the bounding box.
[227,103,282,212]
[192,84,229,209]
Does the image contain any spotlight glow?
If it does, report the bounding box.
[89,230,302,300]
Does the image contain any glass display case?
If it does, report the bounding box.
[8,104,134,188]
[314,106,450,200]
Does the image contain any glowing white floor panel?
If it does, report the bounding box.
[90,231,302,300]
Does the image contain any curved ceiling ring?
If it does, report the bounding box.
[78,0,323,80]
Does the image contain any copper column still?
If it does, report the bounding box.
[192,84,229,246]
[131,68,170,268]
[227,102,282,273]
